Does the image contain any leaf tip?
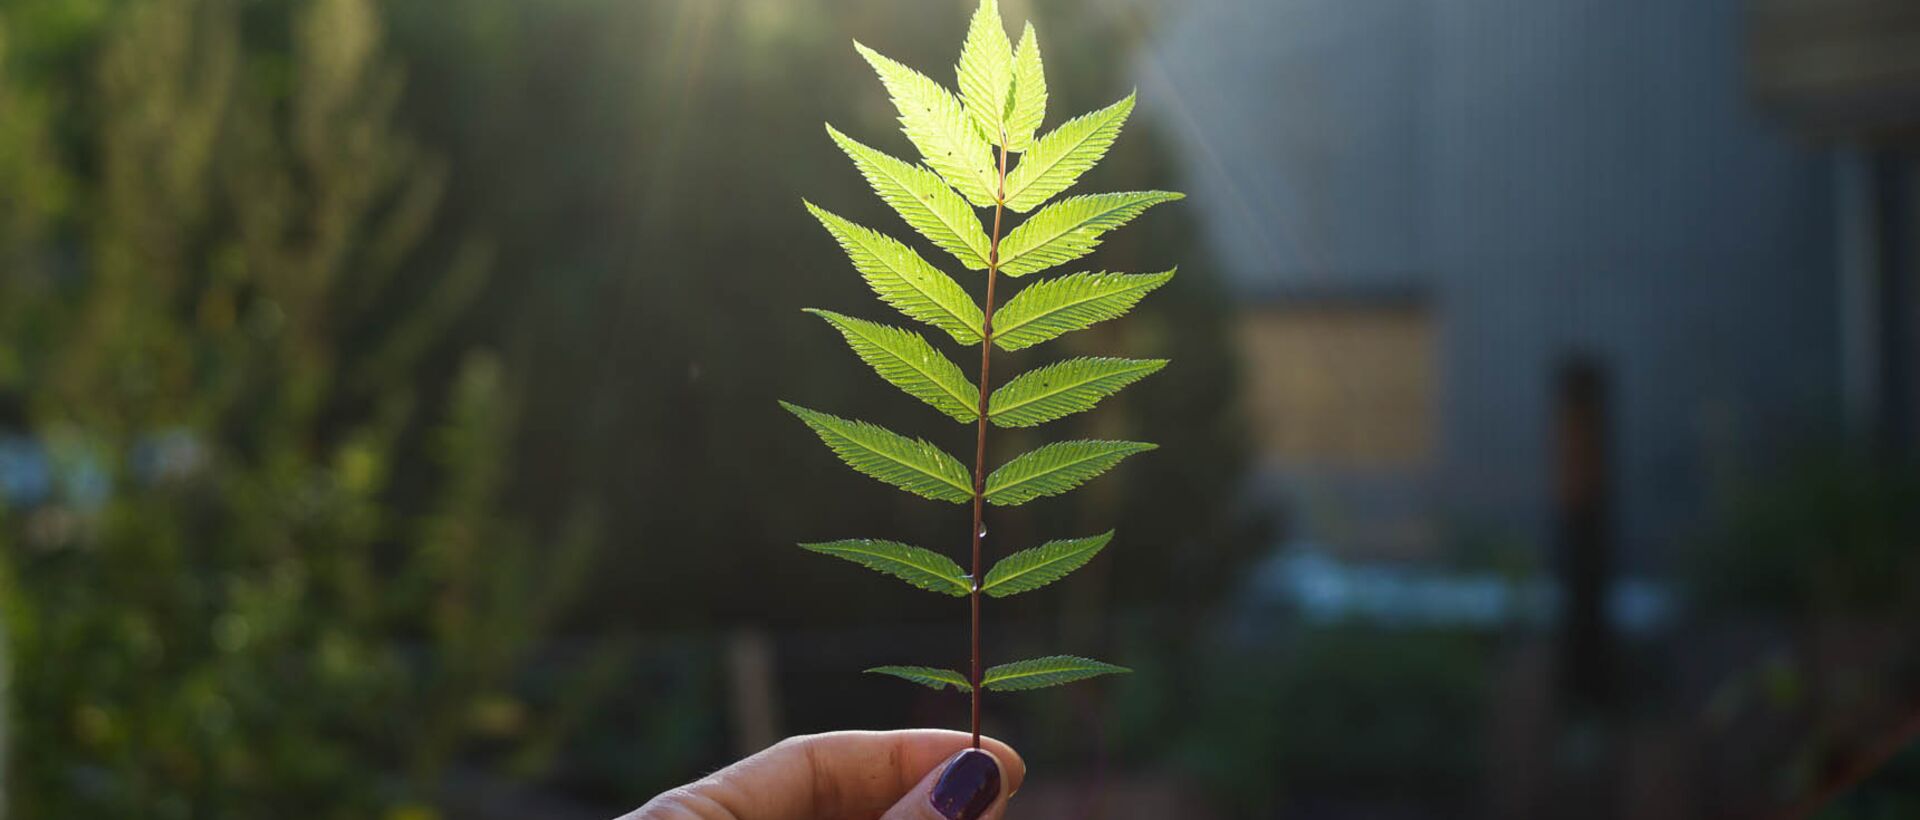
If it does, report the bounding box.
[853,40,893,70]
[800,307,838,322]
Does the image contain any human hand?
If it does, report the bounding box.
[625,730,1024,820]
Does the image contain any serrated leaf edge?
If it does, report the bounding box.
[867,666,974,691]
[982,655,1131,691]
[999,191,1184,278]
[801,539,972,597]
[807,309,979,423]
[992,269,1176,351]
[985,440,1157,506]
[1002,93,1134,212]
[989,357,1167,428]
[981,531,1114,597]
[825,124,991,270]
[805,201,985,345]
[781,401,973,503]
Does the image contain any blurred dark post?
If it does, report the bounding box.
[1838,153,1918,458]
[1749,0,1920,458]
[1547,356,1622,820]
[725,629,782,756]
[1866,156,1917,459]
[1553,356,1617,714]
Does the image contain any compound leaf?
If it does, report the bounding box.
[981,532,1112,598]
[802,539,972,597]
[997,191,1182,277]
[957,0,1014,145]
[1003,23,1047,152]
[807,202,984,345]
[856,43,999,207]
[782,402,973,503]
[989,357,1166,428]
[868,666,973,691]
[993,270,1175,351]
[803,0,1172,703]
[1002,94,1132,212]
[809,310,979,423]
[982,655,1129,691]
[984,440,1155,506]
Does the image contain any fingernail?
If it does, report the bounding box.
[928,749,1001,820]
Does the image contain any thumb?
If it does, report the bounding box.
[880,747,1010,820]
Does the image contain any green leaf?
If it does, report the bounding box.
[801,539,972,597]
[983,655,1130,691]
[981,532,1112,598]
[985,440,1156,506]
[806,202,984,346]
[956,0,1014,146]
[781,402,973,503]
[989,357,1166,428]
[827,125,991,270]
[993,270,1175,351]
[997,191,1183,277]
[1003,23,1047,152]
[867,666,973,691]
[1002,94,1132,212]
[856,43,999,207]
[808,310,979,423]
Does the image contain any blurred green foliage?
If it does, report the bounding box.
[1162,626,1489,815]
[1690,445,1920,617]
[0,0,595,815]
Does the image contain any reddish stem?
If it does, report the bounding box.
[1773,704,1920,820]
[970,133,1010,749]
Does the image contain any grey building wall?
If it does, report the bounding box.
[1141,0,1839,568]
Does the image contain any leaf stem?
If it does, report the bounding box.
[971,131,1011,749]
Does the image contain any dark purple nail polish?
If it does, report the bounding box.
[928,749,1001,820]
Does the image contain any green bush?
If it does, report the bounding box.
[0,1,593,816]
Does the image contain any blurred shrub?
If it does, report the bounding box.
[1165,626,1489,815]
[1689,445,1920,617]
[0,0,595,816]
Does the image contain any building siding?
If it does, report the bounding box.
[1142,0,1840,568]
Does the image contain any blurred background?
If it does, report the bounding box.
[0,0,1917,817]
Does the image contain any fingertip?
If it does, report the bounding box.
[927,748,1003,819]
[975,735,1026,796]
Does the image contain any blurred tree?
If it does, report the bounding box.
[0,0,595,816]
